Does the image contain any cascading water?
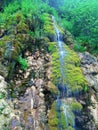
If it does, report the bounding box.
[52,16,66,83]
[52,16,76,130]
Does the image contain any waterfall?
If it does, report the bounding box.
[52,16,76,130]
[52,16,66,85]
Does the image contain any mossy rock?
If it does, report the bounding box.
[48,81,58,95]
[70,101,83,111]
[48,102,58,128]
[14,12,25,23]
[65,64,86,91]
[17,21,29,33]
[48,101,67,130]
[48,100,77,130]
[67,126,74,130]
[5,15,17,28]
[15,33,30,45]
[44,24,56,41]
[40,13,52,23]
[50,42,87,92]
[64,45,80,66]
[41,13,56,41]
[4,44,19,61]
[0,36,11,44]
[51,51,61,83]
[48,42,57,53]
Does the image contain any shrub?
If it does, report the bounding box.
[74,43,86,52]
[17,56,28,70]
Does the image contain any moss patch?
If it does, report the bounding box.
[48,101,68,130]
[49,41,87,92]
[48,102,59,130]
[70,101,83,111]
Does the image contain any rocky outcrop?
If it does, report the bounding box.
[7,49,53,130]
[0,75,15,129]
[78,52,98,127]
[64,30,74,49]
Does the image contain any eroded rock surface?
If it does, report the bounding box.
[7,50,52,130]
[78,52,98,127]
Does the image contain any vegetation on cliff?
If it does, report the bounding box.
[0,0,97,130]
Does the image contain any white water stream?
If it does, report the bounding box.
[52,16,76,130]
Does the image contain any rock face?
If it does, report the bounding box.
[78,52,98,127]
[6,50,52,130]
[0,75,15,129]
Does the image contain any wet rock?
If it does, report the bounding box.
[37,57,43,67]
[78,52,98,87]
[85,75,94,87]
[35,79,43,88]
[33,95,39,109]
[25,51,31,56]
[80,52,97,65]
[28,80,34,86]
[89,95,98,125]
[34,50,40,59]
[44,54,51,61]
[94,84,98,92]
[95,75,98,82]
[24,71,30,79]
[0,75,15,129]
[78,52,98,128]
[39,92,44,99]
[2,48,51,130]
[11,117,19,129]
[46,68,51,80]
[32,61,38,68]
[25,116,34,130]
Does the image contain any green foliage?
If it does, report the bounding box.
[17,56,28,70]
[84,85,88,92]
[56,0,98,54]
[74,43,86,52]
[48,42,57,52]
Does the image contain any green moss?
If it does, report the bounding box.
[51,51,61,84]
[65,64,86,91]
[56,24,65,36]
[48,102,59,129]
[61,111,67,129]
[5,15,17,28]
[68,126,74,130]
[41,13,56,40]
[44,24,56,39]
[48,42,57,52]
[64,45,80,66]
[17,56,28,70]
[48,100,76,130]
[50,41,87,92]
[70,101,83,111]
